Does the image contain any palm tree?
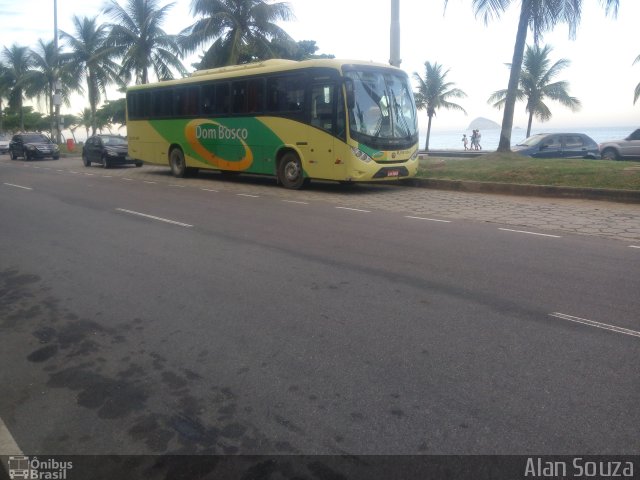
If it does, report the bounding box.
[27,39,81,140]
[104,0,187,84]
[413,61,467,151]
[634,54,640,105]
[0,62,10,132]
[180,0,295,68]
[60,16,121,136]
[452,0,619,152]
[488,44,580,137]
[2,44,35,131]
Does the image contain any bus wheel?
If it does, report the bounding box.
[278,152,306,189]
[169,148,187,177]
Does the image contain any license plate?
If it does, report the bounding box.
[387,170,400,177]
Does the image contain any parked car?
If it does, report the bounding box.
[82,134,142,168]
[599,129,640,160]
[0,134,10,154]
[512,133,599,159]
[9,132,60,160]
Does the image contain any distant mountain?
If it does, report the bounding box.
[467,117,500,130]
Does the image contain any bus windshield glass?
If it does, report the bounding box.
[345,69,418,150]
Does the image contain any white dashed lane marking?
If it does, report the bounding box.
[116,208,193,228]
[549,312,640,339]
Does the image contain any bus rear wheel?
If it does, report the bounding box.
[169,148,187,177]
[278,152,307,189]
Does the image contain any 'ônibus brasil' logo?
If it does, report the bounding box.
[185,119,254,171]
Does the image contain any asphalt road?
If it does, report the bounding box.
[0,158,638,459]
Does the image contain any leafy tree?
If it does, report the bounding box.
[488,44,580,137]
[60,16,121,136]
[1,106,47,132]
[180,0,295,69]
[413,61,466,151]
[97,98,126,130]
[452,0,619,152]
[104,0,187,84]
[2,44,35,130]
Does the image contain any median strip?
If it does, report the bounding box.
[549,312,640,339]
[116,208,193,228]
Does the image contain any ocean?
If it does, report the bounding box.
[420,125,638,151]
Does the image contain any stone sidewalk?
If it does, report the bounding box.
[4,155,640,243]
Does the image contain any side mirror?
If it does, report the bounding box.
[344,79,355,109]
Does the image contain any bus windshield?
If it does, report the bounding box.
[345,69,418,150]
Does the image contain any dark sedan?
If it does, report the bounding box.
[512,133,599,159]
[82,135,142,168]
[9,132,60,160]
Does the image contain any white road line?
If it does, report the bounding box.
[282,200,309,205]
[169,184,185,188]
[70,170,80,174]
[3,183,32,190]
[499,228,561,238]
[144,181,157,184]
[237,193,259,198]
[116,208,193,228]
[200,188,218,192]
[549,312,640,339]
[0,416,23,455]
[335,206,370,213]
[56,169,64,172]
[122,178,134,181]
[630,245,640,249]
[405,215,451,223]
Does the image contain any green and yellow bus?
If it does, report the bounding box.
[126,58,419,189]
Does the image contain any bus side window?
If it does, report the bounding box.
[232,81,247,114]
[267,75,305,113]
[247,78,264,113]
[214,83,230,114]
[311,84,334,132]
[201,84,215,115]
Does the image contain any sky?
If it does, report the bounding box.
[0,0,638,133]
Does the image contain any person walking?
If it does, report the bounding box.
[475,130,482,150]
[462,134,468,150]
[470,130,477,150]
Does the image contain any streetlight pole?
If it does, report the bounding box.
[53,0,62,144]
[390,0,401,67]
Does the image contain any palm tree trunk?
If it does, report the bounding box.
[497,0,530,152]
[425,114,433,151]
[526,111,534,138]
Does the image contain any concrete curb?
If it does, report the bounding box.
[405,178,640,204]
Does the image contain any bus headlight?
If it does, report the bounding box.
[410,149,419,161]
[351,147,372,163]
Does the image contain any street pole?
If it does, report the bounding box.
[53,0,62,144]
[390,0,401,67]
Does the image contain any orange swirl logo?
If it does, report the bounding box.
[185,119,253,171]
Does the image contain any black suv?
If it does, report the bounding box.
[10,132,60,160]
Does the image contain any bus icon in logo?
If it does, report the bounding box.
[7,456,30,479]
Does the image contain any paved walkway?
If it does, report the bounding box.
[4,155,640,243]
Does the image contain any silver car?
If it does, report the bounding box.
[0,134,10,154]
[599,129,640,160]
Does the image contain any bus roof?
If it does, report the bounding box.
[127,58,404,91]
